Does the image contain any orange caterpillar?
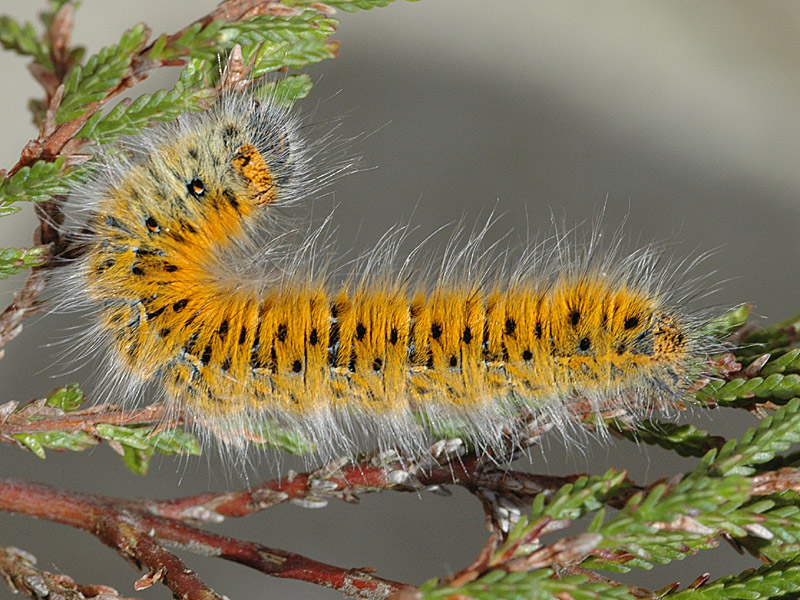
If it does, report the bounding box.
[55,92,716,463]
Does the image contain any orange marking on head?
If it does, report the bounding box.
[232,143,276,206]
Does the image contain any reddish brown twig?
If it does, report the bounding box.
[129,440,588,526]
[0,480,220,600]
[0,477,411,599]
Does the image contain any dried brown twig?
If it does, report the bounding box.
[0,545,140,600]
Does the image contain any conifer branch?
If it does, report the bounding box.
[3,2,800,599]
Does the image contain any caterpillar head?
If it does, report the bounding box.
[219,98,299,210]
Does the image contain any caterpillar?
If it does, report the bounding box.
[53,90,718,466]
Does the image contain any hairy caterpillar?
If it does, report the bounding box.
[54,90,718,466]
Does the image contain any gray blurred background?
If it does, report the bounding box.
[2,1,800,598]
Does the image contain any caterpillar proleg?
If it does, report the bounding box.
[53,89,719,467]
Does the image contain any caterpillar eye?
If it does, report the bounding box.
[145,216,160,233]
[188,178,206,198]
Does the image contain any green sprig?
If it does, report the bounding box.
[611,419,725,458]
[712,398,800,476]
[420,569,638,600]
[76,58,212,143]
[761,349,800,376]
[284,0,415,12]
[0,15,51,67]
[56,23,150,123]
[701,304,751,338]
[13,430,96,458]
[147,11,336,65]
[94,423,201,475]
[256,74,314,106]
[0,157,72,216]
[242,419,315,456]
[698,375,800,406]
[0,247,48,279]
[665,560,800,600]
[584,473,751,572]
[44,383,85,411]
[493,470,629,563]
